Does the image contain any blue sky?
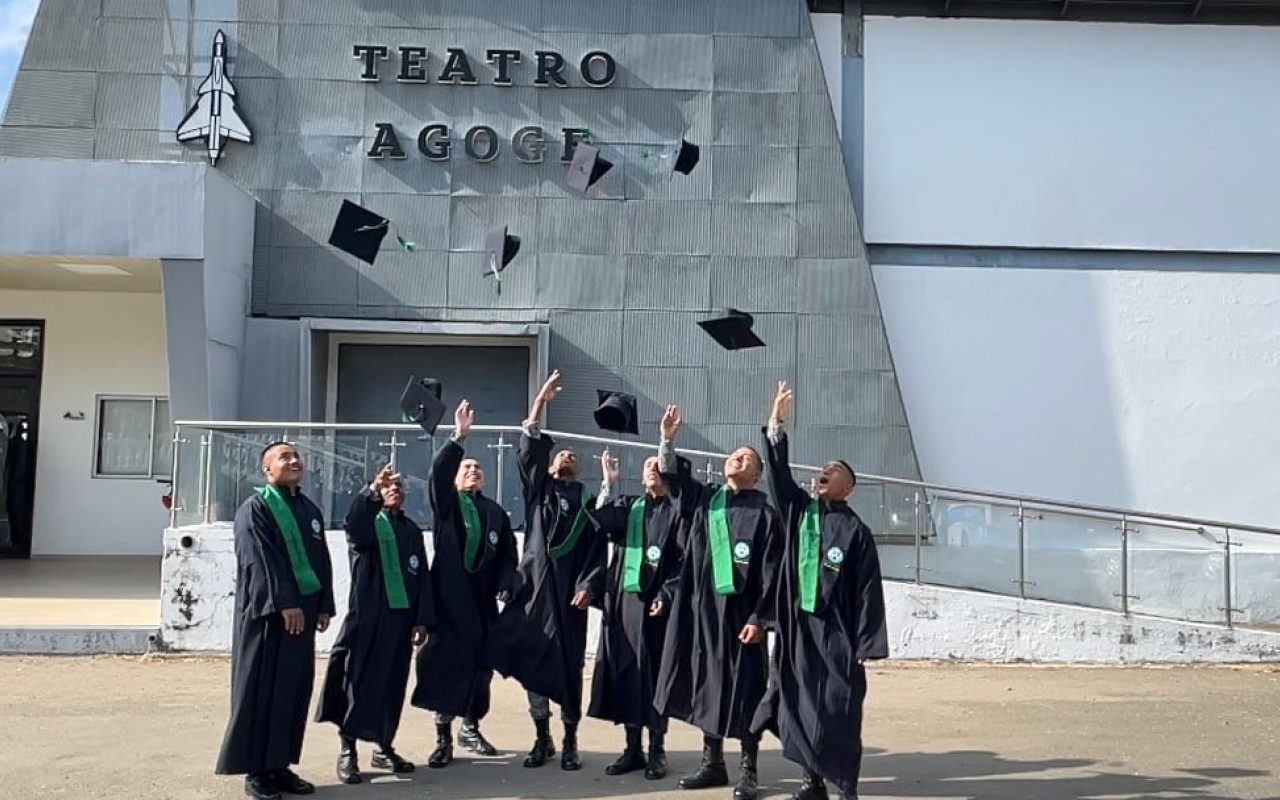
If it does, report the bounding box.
[0,0,39,116]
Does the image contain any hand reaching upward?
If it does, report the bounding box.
[660,404,682,442]
[454,400,474,438]
[770,381,793,425]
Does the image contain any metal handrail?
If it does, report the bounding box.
[175,419,1280,538]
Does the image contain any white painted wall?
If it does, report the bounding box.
[862,17,1280,251]
[0,290,170,556]
[873,265,1280,529]
[810,12,843,138]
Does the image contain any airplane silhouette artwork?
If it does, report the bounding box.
[176,30,252,165]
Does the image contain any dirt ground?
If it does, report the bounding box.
[2,657,1279,799]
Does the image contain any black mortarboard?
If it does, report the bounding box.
[482,226,522,276]
[697,308,766,350]
[399,376,446,435]
[673,139,700,176]
[328,199,389,265]
[594,390,638,435]
[567,143,614,193]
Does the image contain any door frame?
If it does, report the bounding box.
[0,318,46,559]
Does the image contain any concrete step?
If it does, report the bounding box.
[0,625,158,655]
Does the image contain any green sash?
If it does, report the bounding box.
[548,490,594,559]
[798,499,821,613]
[374,511,411,610]
[458,492,484,573]
[256,484,322,596]
[708,486,738,596]
[621,497,648,593]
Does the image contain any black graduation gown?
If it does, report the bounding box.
[587,489,685,729]
[653,466,784,741]
[485,432,607,720]
[411,440,518,720]
[315,490,435,745]
[216,487,336,776]
[751,431,889,797]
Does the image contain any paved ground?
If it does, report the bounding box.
[2,657,1279,799]
[0,558,158,625]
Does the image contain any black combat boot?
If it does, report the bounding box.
[336,736,361,785]
[523,716,556,768]
[458,719,497,756]
[561,721,582,771]
[678,735,729,789]
[733,737,759,800]
[606,725,645,775]
[427,723,453,768]
[644,725,668,780]
[791,770,829,800]
[371,743,415,773]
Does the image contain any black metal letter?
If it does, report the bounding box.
[437,47,478,85]
[352,44,389,81]
[580,51,616,88]
[418,124,451,161]
[561,127,589,163]
[398,46,427,82]
[535,50,568,87]
[464,125,499,162]
[486,49,522,86]
[367,123,406,159]
[512,125,546,164]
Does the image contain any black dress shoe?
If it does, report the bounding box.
[429,723,454,768]
[372,747,416,773]
[459,724,498,756]
[679,737,729,789]
[244,774,281,800]
[336,748,362,785]
[274,769,315,795]
[791,771,829,800]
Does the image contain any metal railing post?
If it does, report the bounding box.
[169,425,183,528]
[1016,500,1027,599]
[1222,527,1235,628]
[1115,515,1132,616]
[913,489,923,585]
[198,433,212,524]
[493,432,507,506]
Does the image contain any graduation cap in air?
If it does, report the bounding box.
[399,376,446,436]
[482,226,521,295]
[567,143,614,194]
[697,308,766,350]
[671,139,700,176]
[328,199,418,265]
[594,390,638,436]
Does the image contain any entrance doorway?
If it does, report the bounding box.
[0,321,43,559]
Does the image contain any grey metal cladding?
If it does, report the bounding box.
[360,193,451,251]
[362,156,452,196]
[538,197,628,256]
[270,190,356,248]
[712,91,798,146]
[710,203,797,258]
[622,256,710,311]
[626,0,712,34]
[450,196,539,252]
[0,127,95,157]
[279,0,365,27]
[798,313,894,372]
[622,367,711,426]
[251,246,271,314]
[448,248,535,307]
[534,254,626,310]
[191,22,281,80]
[548,310,624,366]
[626,89,713,148]
[796,201,860,258]
[706,312,796,370]
[707,366,794,425]
[452,143,543,198]
[543,0,629,33]
[266,247,360,305]
[710,257,794,313]
[799,369,905,427]
[626,35,713,92]
[195,0,281,23]
[714,37,802,93]
[5,72,97,128]
[95,127,196,161]
[358,250,449,308]
[625,201,711,256]
[17,14,100,73]
[274,135,365,193]
[276,80,368,137]
[279,25,370,81]
[711,146,797,203]
[538,88,630,145]
[214,137,279,190]
[713,0,800,36]
[97,18,166,74]
[798,89,839,146]
[546,363,624,432]
[439,0,542,31]
[363,81,456,141]
[793,258,880,316]
[796,147,850,204]
[622,310,699,368]
[696,423,766,456]
[217,77,278,135]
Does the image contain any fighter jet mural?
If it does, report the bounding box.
[176,30,252,165]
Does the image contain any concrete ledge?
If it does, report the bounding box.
[0,626,157,655]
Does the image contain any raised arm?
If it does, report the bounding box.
[657,404,705,518]
[590,449,631,542]
[764,381,807,513]
[518,370,562,507]
[344,465,397,550]
[429,401,472,518]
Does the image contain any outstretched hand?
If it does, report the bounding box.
[537,370,562,404]
[660,404,682,442]
[600,449,619,485]
[454,400,474,437]
[370,464,399,494]
[770,381,793,424]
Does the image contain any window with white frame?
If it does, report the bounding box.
[94,396,173,479]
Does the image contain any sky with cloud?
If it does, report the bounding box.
[0,0,39,116]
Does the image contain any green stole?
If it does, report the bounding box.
[255,484,322,596]
[621,496,648,593]
[457,491,485,573]
[708,486,739,596]
[798,499,822,613]
[374,511,411,610]
[548,489,594,559]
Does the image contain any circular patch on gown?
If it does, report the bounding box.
[733,541,751,561]
[826,547,844,565]
[646,545,662,564]
[488,530,499,545]
[310,519,322,534]
[409,555,420,570]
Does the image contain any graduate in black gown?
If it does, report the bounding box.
[652,405,784,800]
[751,383,889,800]
[216,442,336,800]
[487,371,607,771]
[588,444,689,781]
[411,400,518,767]
[316,464,435,785]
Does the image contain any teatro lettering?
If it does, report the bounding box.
[356,44,618,164]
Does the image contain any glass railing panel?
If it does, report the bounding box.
[170,427,206,528]
[1025,509,1123,611]
[1226,529,1280,628]
[1127,521,1225,624]
[916,492,1022,595]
